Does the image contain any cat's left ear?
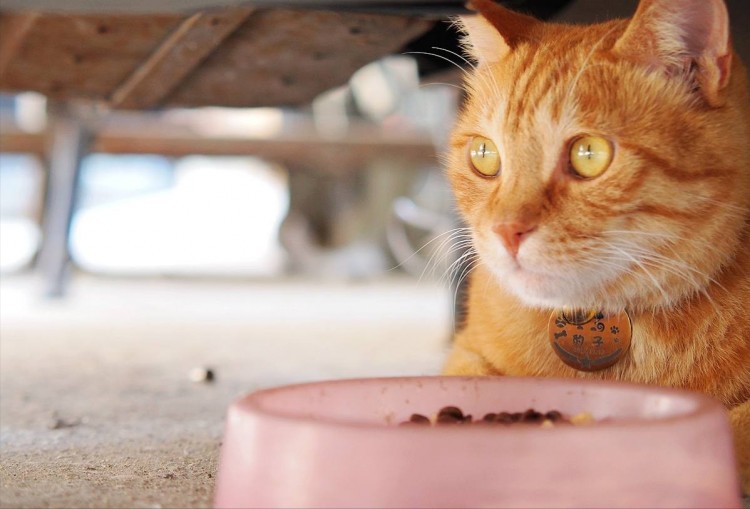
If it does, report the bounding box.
[458,0,539,66]
[614,0,732,107]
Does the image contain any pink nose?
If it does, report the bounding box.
[492,221,537,258]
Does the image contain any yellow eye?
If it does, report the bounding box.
[469,136,501,177]
[569,136,614,178]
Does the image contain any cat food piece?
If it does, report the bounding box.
[569,412,594,425]
[495,412,516,424]
[437,406,467,424]
[544,410,563,422]
[522,409,544,423]
[489,410,548,425]
[399,407,589,427]
[189,367,215,383]
[482,412,497,423]
[408,413,431,425]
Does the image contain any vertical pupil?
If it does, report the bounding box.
[479,143,486,158]
[577,143,594,160]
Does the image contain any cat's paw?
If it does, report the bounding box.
[730,400,750,495]
[442,340,499,376]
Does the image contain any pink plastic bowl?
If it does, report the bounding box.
[214,376,741,508]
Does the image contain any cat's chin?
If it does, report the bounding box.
[493,265,610,310]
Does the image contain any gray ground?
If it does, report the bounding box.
[0,275,451,508]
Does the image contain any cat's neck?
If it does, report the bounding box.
[647,214,750,321]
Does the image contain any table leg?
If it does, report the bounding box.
[36,105,92,298]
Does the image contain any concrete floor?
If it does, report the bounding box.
[0,274,451,508]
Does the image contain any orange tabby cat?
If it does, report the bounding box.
[443,0,750,491]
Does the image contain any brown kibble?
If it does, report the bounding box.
[437,406,464,420]
[399,413,432,427]
[496,412,514,424]
[436,406,464,424]
[189,367,215,383]
[408,414,431,425]
[399,406,581,427]
[436,413,462,424]
[522,409,544,422]
[545,410,563,422]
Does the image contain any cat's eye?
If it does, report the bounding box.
[469,136,501,177]
[569,136,614,179]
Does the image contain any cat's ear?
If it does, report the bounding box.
[613,0,732,106]
[458,0,539,66]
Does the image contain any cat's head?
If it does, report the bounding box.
[447,0,750,313]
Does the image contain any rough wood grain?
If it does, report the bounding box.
[0,13,41,80]
[0,9,433,108]
[165,9,433,107]
[0,13,185,100]
[109,7,255,109]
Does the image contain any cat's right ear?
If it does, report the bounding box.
[613,0,732,106]
[458,0,539,66]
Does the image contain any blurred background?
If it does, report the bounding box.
[0,60,457,283]
[1,0,748,507]
[2,0,748,287]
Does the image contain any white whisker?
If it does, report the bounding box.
[442,249,478,287]
[389,227,470,275]
[432,46,477,71]
[403,51,470,77]
[421,232,475,281]
[419,82,465,91]
[599,241,671,303]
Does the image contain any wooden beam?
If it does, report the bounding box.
[108,6,255,110]
[0,13,41,80]
[0,13,188,100]
[0,129,43,154]
[0,127,436,170]
[93,134,436,169]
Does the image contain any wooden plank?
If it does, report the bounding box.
[165,9,433,107]
[0,129,43,154]
[0,0,466,14]
[0,9,433,108]
[0,13,41,80]
[0,126,435,170]
[109,6,255,110]
[92,134,436,169]
[0,13,185,100]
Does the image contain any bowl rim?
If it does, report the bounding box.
[228,375,727,432]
